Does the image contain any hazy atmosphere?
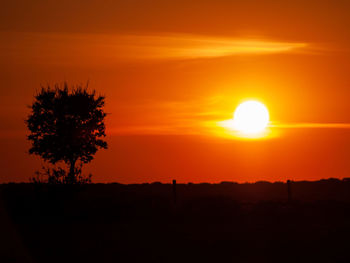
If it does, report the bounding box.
[2,0,350,183]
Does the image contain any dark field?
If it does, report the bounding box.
[1,179,350,263]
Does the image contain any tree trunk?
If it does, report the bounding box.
[68,159,76,184]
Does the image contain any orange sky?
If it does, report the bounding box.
[2,0,350,183]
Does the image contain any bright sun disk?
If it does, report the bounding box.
[232,100,269,134]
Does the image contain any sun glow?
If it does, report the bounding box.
[217,100,270,138]
[233,100,269,134]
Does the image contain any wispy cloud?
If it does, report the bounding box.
[110,122,350,137]
[111,34,307,59]
[108,96,228,135]
[270,123,350,129]
[1,32,308,65]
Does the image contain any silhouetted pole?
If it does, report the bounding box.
[172,179,177,204]
[287,179,292,203]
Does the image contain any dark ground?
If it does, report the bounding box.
[1,179,350,263]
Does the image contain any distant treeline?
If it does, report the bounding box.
[2,177,350,203]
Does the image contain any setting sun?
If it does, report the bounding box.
[233,100,269,134]
[216,100,270,138]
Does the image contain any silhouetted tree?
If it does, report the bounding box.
[26,83,107,183]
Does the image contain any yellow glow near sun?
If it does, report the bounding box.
[217,100,270,138]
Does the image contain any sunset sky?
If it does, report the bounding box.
[2,0,350,183]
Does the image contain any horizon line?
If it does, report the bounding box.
[1,177,349,185]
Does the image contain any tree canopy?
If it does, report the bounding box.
[26,83,107,183]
